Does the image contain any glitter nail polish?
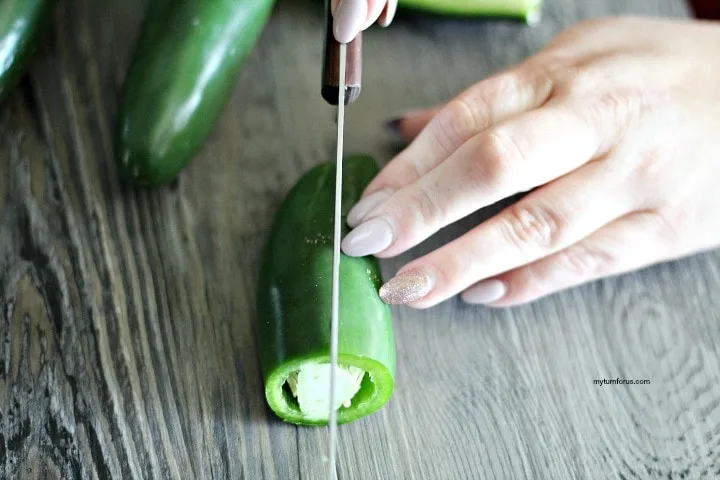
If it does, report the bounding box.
[379,269,434,305]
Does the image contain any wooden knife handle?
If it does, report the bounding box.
[322,2,362,105]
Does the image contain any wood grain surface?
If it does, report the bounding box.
[1,0,716,478]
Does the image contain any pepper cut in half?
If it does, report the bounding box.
[256,154,396,426]
[115,0,275,187]
[397,0,543,23]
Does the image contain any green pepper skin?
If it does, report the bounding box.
[256,155,396,426]
[115,0,275,187]
[0,0,53,104]
[397,0,543,22]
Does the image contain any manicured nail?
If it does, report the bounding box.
[333,0,367,44]
[347,189,392,227]
[462,279,506,305]
[341,217,393,256]
[378,1,397,27]
[379,268,435,305]
[385,109,425,140]
[384,118,402,137]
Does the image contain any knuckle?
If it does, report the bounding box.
[633,147,668,184]
[560,63,664,127]
[559,79,661,150]
[592,88,660,143]
[645,208,683,248]
[559,243,617,278]
[398,154,426,187]
[500,202,566,251]
[429,259,456,295]
[462,68,553,125]
[435,98,479,151]
[557,66,601,98]
[479,73,518,103]
[407,183,444,227]
[481,129,523,188]
[596,90,641,123]
[465,72,521,120]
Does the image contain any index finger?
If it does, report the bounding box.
[359,65,553,199]
[331,0,395,43]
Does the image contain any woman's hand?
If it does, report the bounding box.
[340,17,720,308]
[331,0,397,43]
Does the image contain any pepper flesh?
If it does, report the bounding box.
[397,0,543,22]
[256,154,396,426]
[286,364,364,421]
[115,0,275,187]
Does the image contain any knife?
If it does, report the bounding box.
[321,2,363,478]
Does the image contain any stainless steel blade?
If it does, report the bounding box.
[327,41,347,480]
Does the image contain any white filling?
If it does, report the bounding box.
[286,363,365,420]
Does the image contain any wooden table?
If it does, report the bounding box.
[2,0,716,478]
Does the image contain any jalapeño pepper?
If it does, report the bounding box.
[0,0,53,104]
[115,0,275,187]
[256,154,396,426]
[398,0,543,23]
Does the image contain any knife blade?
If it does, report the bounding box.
[327,40,346,480]
[322,2,362,476]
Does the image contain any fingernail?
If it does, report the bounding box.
[384,109,424,138]
[379,268,435,305]
[378,1,397,27]
[347,189,393,227]
[333,0,367,44]
[341,217,394,256]
[385,118,402,138]
[462,279,506,305]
